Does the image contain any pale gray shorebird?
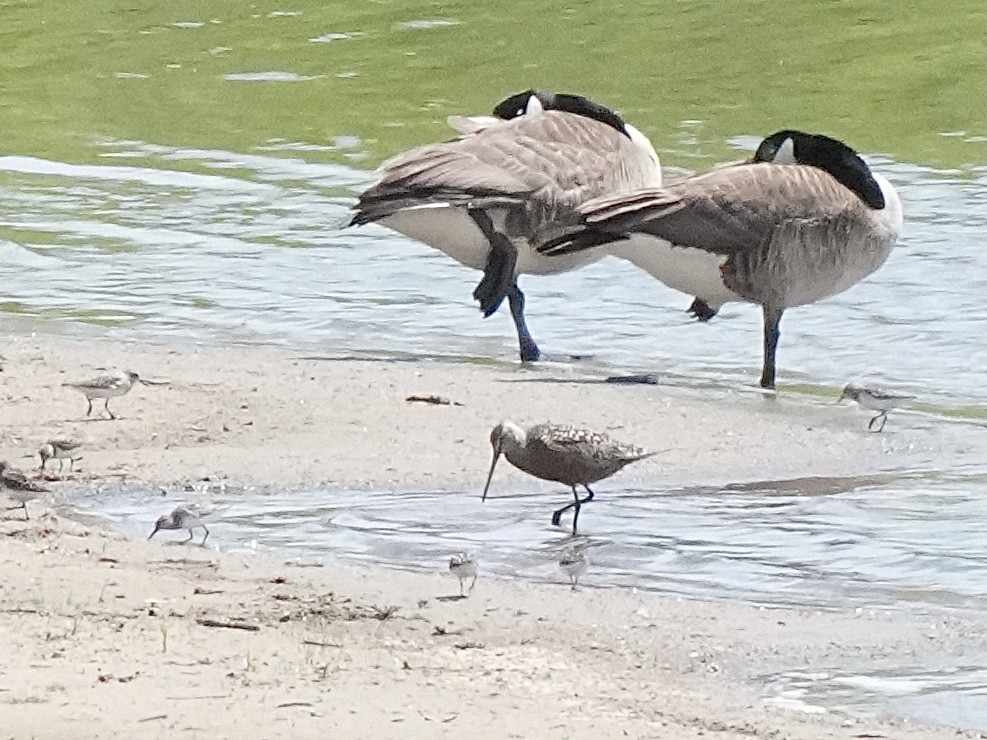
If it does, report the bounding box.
[538,130,903,388]
[482,421,654,534]
[148,505,209,545]
[0,461,49,519]
[448,552,478,597]
[838,384,915,432]
[63,370,142,419]
[349,90,662,362]
[38,439,83,474]
[559,545,589,589]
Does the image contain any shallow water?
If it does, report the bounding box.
[762,666,987,734]
[71,467,987,615]
[68,461,987,731]
[2,143,986,411]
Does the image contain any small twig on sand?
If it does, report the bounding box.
[302,639,343,648]
[138,714,169,723]
[195,618,259,631]
[405,394,463,407]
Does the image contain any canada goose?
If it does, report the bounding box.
[349,90,662,362]
[539,130,903,388]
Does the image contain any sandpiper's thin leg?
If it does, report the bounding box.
[459,580,465,597]
[200,525,210,546]
[21,502,30,520]
[69,458,75,472]
[760,306,784,389]
[570,485,595,534]
[183,529,194,543]
[105,399,116,420]
[507,284,540,363]
[868,412,888,433]
[468,574,476,594]
[86,398,94,417]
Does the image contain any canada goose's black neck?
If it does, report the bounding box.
[492,90,631,140]
[755,129,886,210]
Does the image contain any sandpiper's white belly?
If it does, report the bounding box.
[611,235,740,309]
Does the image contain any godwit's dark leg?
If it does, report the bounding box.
[551,486,581,527]
[469,210,518,318]
[687,297,717,322]
[760,306,784,389]
[105,399,116,420]
[200,525,210,545]
[570,485,595,534]
[86,398,94,417]
[507,284,540,363]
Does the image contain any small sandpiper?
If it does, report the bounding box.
[838,384,915,432]
[482,420,654,533]
[63,370,142,420]
[558,545,589,589]
[148,505,210,545]
[448,552,478,597]
[0,461,50,519]
[38,439,83,475]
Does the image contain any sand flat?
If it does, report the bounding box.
[1,334,984,738]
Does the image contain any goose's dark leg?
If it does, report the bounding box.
[760,306,784,389]
[469,210,517,318]
[687,297,718,322]
[507,284,540,362]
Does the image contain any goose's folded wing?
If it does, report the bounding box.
[352,112,655,226]
[539,164,855,256]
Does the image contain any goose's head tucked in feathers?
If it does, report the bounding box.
[493,90,627,136]
[491,90,662,178]
[754,130,886,209]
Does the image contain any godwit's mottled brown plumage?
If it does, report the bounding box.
[481,420,654,533]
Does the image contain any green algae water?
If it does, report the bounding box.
[1,0,984,170]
